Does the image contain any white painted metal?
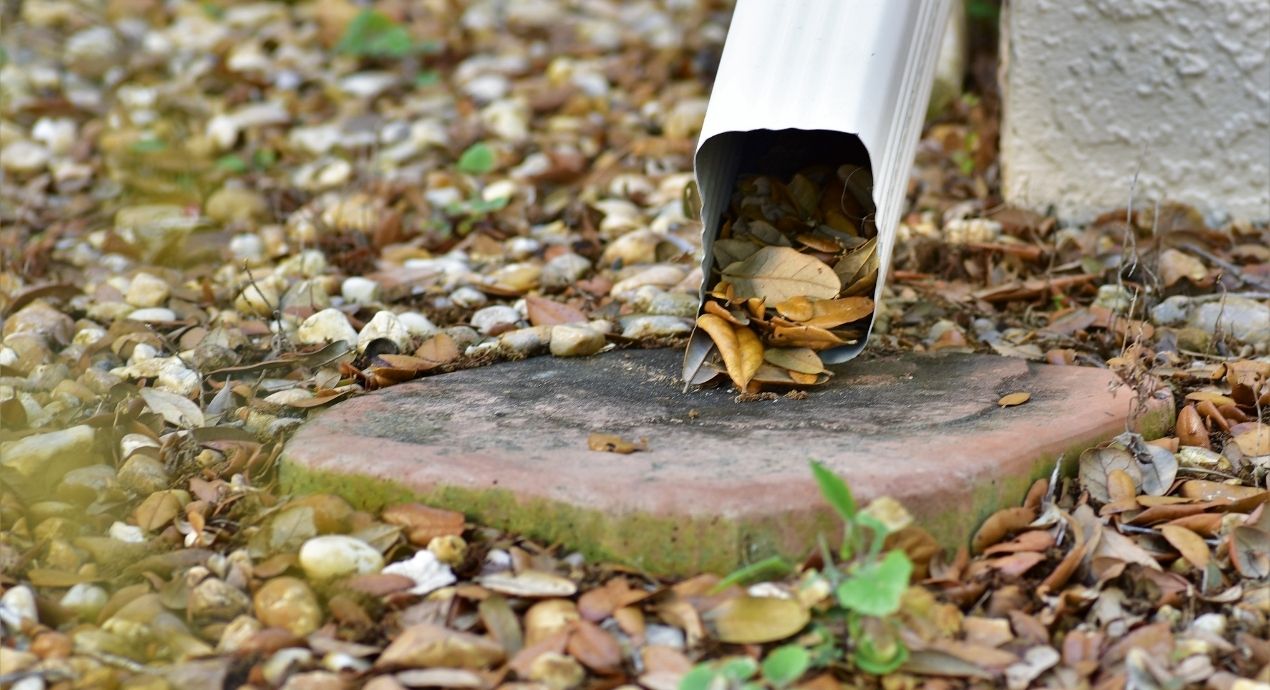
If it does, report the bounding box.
[687,0,952,377]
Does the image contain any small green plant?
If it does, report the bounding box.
[456,141,496,175]
[336,10,416,59]
[680,461,915,689]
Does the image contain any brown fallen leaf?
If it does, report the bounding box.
[971,506,1036,554]
[1159,524,1210,568]
[721,247,841,304]
[525,294,586,326]
[997,391,1030,408]
[734,324,764,389]
[802,296,874,329]
[587,433,648,454]
[414,333,459,366]
[566,619,622,674]
[375,623,505,669]
[774,295,814,321]
[696,313,744,388]
[381,503,466,546]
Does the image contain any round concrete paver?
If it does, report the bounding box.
[280,349,1171,575]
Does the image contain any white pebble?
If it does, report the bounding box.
[397,312,439,338]
[357,310,411,353]
[229,234,265,264]
[340,277,380,306]
[450,286,488,308]
[0,585,38,627]
[109,521,147,543]
[60,583,108,619]
[471,305,522,335]
[127,307,178,323]
[549,325,605,357]
[299,536,384,580]
[296,308,357,347]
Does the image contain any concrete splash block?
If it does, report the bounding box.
[279,349,1172,575]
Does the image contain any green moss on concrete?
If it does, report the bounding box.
[278,396,1176,576]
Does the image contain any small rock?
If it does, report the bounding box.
[56,464,116,504]
[297,308,358,347]
[109,521,146,543]
[281,279,331,312]
[263,648,314,687]
[189,578,251,622]
[529,652,585,690]
[610,266,687,299]
[341,277,380,306]
[633,286,699,317]
[1151,295,1191,326]
[206,186,270,225]
[125,272,170,308]
[0,140,50,174]
[0,585,38,626]
[549,325,605,357]
[358,311,412,353]
[275,250,328,278]
[398,312,439,338]
[254,577,322,637]
[281,671,345,690]
[450,286,488,308]
[236,281,280,317]
[600,229,661,266]
[1093,284,1133,311]
[32,117,77,155]
[541,252,592,290]
[217,615,263,653]
[0,425,96,479]
[471,305,522,335]
[60,583,108,620]
[499,325,552,356]
[620,315,692,339]
[299,535,384,580]
[127,307,178,323]
[444,326,482,350]
[64,26,122,77]
[117,454,170,495]
[3,302,74,346]
[506,236,541,260]
[944,218,1001,244]
[229,234,265,264]
[1188,297,1270,345]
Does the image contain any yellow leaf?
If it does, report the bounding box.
[722,247,840,304]
[734,325,764,390]
[774,295,814,322]
[696,314,742,388]
[707,596,810,644]
[770,324,847,350]
[1160,524,1210,568]
[833,237,877,284]
[763,347,825,374]
[803,297,875,329]
[998,391,1031,407]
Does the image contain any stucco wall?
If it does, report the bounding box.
[1000,0,1270,223]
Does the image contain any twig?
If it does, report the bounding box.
[1177,241,1270,291]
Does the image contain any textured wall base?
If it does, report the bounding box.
[1000,0,1270,223]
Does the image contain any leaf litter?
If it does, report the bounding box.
[1,0,1269,688]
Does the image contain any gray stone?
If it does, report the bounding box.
[1187,296,1270,345]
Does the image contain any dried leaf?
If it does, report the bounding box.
[734,325,764,390]
[696,313,744,388]
[414,333,459,366]
[971,507,1036,554]
[587,433,647,454]
[1159,524,1210,568]
[769,324,847,350]
[802,297,874,329]
[1080,447,1141,503]
[139,388,204,428]
[763,347,826,375]
[477,571,578,598]
[567,620,622,674]
[526,294,586,326]
[997,391,1030,408]
[721,247,841,304]
[382,503,465,546]
[774,295,814,321]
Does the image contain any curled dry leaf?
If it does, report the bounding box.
[971,507,1037,554]
[587,433,648,454]
[381,503,465,546]
[1159,524,1210,568]
[477,570,578,598]
[1080,447,1142,503]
